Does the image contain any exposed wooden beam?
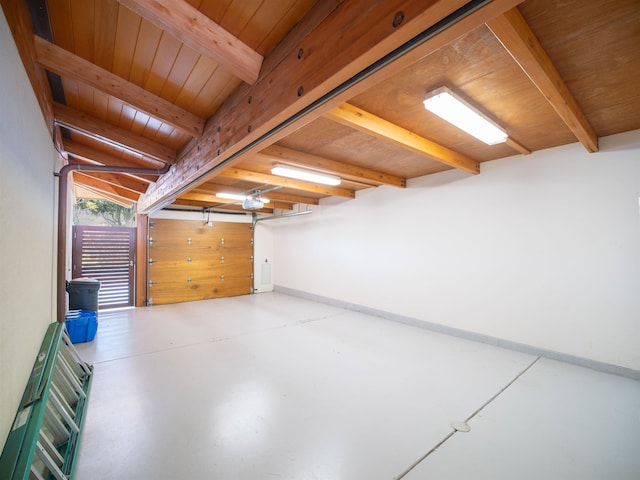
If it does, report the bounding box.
[138,0,522,212]
[34,36,205,137]
[76,184,134,208]
[69,159,150,193]
[73,172,140,201]
[195,186,321,206]
[220,168,355,199]
[172,198,274,214]
[486,8,598,152]
[505,136,531,155]
[74,170,148,194]
[178,192,246,205]
[0,0,58,148]
[258,145,406,187]
[54,103,177,164]
[325,103,479,174]
[178,192,292,210]
[116,0,263,85]
[63,140,157,183]
[271,203,295,211]
[259,192,321,206]
[63,139,164,170]
[72,159,153,185]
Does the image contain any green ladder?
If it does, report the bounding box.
[0,322,93,479]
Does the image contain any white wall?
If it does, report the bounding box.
[0,10,61,450]
[254,221,275,293]
[272,130,640,371]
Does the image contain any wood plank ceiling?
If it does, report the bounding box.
[3,0,639,215]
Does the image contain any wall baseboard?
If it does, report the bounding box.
[274,285,640,381]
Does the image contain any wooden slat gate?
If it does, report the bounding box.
[72,226,136,309]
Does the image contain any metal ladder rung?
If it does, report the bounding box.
[38,430,64,467]
[50,382,75,421]
[29,464,47,480]
[49,389,79,434]
[57,354,86,399]
[44,403,69,444]
[58,349,83,382]
[61,331,92,376]
[58,341,85,381]
[53,368,78,407]
[54,362,82,403]
[34,441,68,480]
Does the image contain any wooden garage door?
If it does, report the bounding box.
[147,219,253,305]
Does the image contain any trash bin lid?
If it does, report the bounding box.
[67,278,101,290]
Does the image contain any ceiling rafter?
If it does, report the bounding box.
[116,0,263,85]
[73,172,141,202]
[194,186,321,206]
[138,0,522,212]
[261,192,320,206]
[270,203,296,211]
[486,7,598,152]
[53,103,176,164]
[34,36,205,137]
[69,156,153,186]
[505,137,531,155]
[75,184,134,208]
[62,140,159,182]
[178,192,292,211]
[257,145,406,188]
[172,198,275,213]
[219,168,356,199]
[69,160,150,194]
[324,103,480,174]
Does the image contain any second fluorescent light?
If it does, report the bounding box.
[216,192,270,203]
[423,86,508,145]
[271,164,341,186]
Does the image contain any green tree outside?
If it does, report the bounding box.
[74,199,136,226]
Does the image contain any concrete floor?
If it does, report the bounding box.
[74,292,640,479]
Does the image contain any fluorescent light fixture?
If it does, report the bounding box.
[423,86,508,145]
[271,164,341,186]
[216,193,246,201]
[216,192,270,203]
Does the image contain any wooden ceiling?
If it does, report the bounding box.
[3,0,639,214]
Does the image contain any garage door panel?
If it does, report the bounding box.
[215,273,253,297]
[216,283,253,298]
[150,244,219,257]
[147,219,253,305]
[220,244,252,254]
[220,263,253,277]
[149,259,224,272]
[148,277,252,305]
[217,252,253,265]
[211,225,252,241]
[148,283,220,305]
[150,220,210,240]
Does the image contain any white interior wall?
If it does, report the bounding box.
[272,130,640,371]
[253,222,275,293]
[0,9,61,450]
